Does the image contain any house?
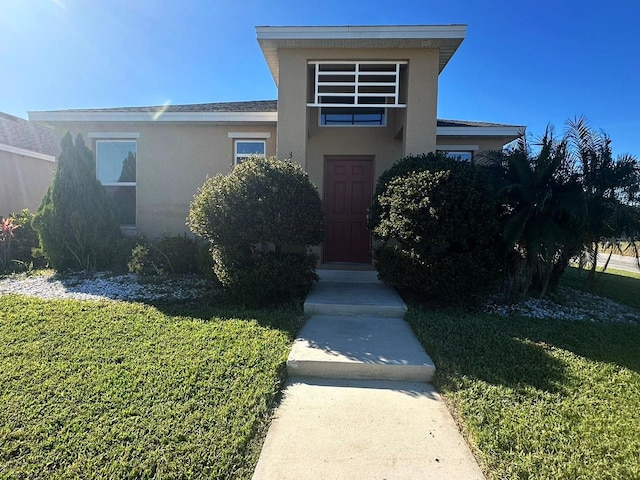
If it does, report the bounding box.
[29,25,523,264]
[0,112,59,216]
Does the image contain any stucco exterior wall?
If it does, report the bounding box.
[275,47,440,184]
[48,122,276,237]
[0,150,55,216]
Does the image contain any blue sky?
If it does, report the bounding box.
[2,0,638,156]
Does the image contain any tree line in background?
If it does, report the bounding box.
[1,117,638,308]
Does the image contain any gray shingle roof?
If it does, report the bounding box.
[38,100,278,114]
[0,112,59,157]
[436,119,522,128]
[30,101,522,130]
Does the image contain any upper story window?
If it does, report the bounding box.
[96,140,136,226]
[320,107,386,126]
[235,139,266,164]
[438,150,474,162]
[308,61,407,108]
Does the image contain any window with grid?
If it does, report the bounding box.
[96,140,136,226]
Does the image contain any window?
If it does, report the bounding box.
[235,140,265,164]
[96,140,136,226]
[308,61,405,128]
[320,107,386,126]
[438,150,474,162]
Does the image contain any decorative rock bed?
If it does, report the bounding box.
[0,271,213,302]
[485,286,640,325]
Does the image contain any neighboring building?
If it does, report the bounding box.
[29,25,523,263]
[0,112,59,216]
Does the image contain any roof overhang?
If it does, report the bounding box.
[0,143,56,162]
[256,25,467,85]
[437,126,524,138]
[28,111,278,124]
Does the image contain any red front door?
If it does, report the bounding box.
[324,158,374,263]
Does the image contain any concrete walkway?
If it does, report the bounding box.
[252,270,484,479]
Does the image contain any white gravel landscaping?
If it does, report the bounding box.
[485,286,640,325]
[0,271,214,302]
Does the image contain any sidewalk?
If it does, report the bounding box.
[252,270,484,479]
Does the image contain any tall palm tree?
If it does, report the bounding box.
[482,128,586,298]
[566,116,640,281]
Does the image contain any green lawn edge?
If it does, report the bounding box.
[0,295,303,479]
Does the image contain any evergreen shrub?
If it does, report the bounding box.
[371,153,502,306]
[188,157,323,305]
[33,133,122,271]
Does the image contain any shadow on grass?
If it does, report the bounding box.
[407,310,569,394]
[407,308,640,395]
[148,297,306,338]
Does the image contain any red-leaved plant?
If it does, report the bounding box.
[0,216,20,271]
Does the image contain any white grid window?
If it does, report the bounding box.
[235,140,266,164]
[96,140,136,226]
[307,61,407,108]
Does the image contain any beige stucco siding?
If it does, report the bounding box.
[0,150,55,216]
[47,122,276,237]
[306,121,403,198]
[275,47,440,179]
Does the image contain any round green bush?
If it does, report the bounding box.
[371,153,502,306]
[188,157,323,305]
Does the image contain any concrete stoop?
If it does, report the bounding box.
[252,271,484,479]
[287,315,435,382]
[304,281,408,318]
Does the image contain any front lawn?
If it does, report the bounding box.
[407,308,640,479]
[561,265,640,309]
[0,295,302,479]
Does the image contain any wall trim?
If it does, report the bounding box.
[436,144,480,151]
[88,132,140,139]
[437,126,523,137]
[227,132,271,139]
[0,143,56,162]
[30,111,278,123]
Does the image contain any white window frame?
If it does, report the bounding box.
[95,138,137,227]
[437,145,479,162]
[234,139,266,165]
[318,106,387,127]
[95,140,137,187]
[307,60,407,108]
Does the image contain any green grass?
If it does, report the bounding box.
[561,266,640,309]
[408,308,640,480]
[0,295,302,479]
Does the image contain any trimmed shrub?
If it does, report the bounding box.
[6,210,46,270]
[127,234,201,275]
[32,133,122,271]
[371,153,502,306]
[188,156,323,305]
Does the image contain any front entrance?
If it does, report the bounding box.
[323,157,374,263]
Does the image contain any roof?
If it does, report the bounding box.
[31,100,278,114]
[436,119,519,128]
[0,112,59,161]
[29,100,523,139]
[256,25,467,84]
[29,101,279,123]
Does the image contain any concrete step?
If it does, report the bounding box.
[304,281,407,317]
[316,269,380,283]
[287,315,435,382]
